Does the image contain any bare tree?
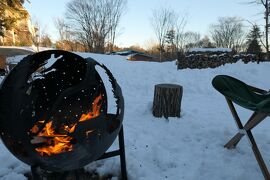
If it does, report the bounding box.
[174,14,188,53]
[198,35,215,48]
[144,38,159,55]
[40,34,52,47]
[151,7,176,61]
[176,31,201,52]
[209,17,246,52]
[183,32,201,49]
[106,0,126,53]
[54,17,77,50]
[66,0,126,53]
[30,18,41,51]
[54,17,69,42]
[31,17,52,51]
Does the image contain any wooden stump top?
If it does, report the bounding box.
[155,84,182,89]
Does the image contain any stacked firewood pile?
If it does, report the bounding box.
[237,54,260,64]
[177,51,261,69]
[177,53,236,69]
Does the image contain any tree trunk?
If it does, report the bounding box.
[266,1,269,59]
[152,84,183,118]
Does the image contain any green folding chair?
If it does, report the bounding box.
[212,75,270,179]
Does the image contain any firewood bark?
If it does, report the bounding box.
[153,84,183,118]
[0,55,6,69]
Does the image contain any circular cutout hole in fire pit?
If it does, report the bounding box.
[0,50,124,172]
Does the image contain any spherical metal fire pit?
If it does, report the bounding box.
[0,50,124,171]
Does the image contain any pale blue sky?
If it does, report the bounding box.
[25,0,263,48]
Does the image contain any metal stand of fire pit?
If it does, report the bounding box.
[98,126,127,179]
[30,126,127,180]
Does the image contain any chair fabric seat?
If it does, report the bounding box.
[212,75,270,113]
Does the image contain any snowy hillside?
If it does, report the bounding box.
[1,53,270,180]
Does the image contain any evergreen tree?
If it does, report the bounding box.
[198,36,215,48]
[247,39,261,54]
[165,29,175,54]
[165,29,175,45]
[6,0,26,7]
[246,25,262,54]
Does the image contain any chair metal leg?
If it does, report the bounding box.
[244,112,268,131]
[224,98,245,148]
[225,98,244,129]
[224,132,245,149]
[246,130,270,179]
[224,112,266,149]
[224,98,270,179]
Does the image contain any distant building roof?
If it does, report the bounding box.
[188,48,232,53]
[112,50,141,56]
[127,53,153,58]
[126,53,154,61]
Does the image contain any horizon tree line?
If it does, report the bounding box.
[150,6,265,60]
[0,0,266,60]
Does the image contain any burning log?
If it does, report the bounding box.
[153,84,183,118]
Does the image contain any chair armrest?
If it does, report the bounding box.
[247,85,268,94]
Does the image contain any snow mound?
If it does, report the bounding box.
[1,52,270,179]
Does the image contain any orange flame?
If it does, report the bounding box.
[30,94,103,156]
[34,121,76,156]
[79,94,103,122]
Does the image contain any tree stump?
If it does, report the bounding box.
[153,84,183,118]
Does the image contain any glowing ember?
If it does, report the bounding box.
[30,94,103,156]
[30,125,39,134]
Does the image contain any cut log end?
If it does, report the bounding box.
[152,84,183,119]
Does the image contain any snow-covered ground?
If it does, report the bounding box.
[1,53,270,180]
[0,46,52,52]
